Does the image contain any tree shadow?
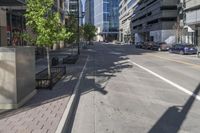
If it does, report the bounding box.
[148,83,200,133]
[66,43,159,132]
[0,43,158,121]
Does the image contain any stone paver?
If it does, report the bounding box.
[0,50,88,133]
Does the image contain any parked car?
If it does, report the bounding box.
[169,44,197,55]
[141,42,149,49]
[152,42,171,51]
[146,41,155,49]
[135,42,144,48]
[104,40,109,43]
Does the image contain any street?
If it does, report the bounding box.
[71,42,200,133]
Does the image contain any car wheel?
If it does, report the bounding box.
[180,50,184,55]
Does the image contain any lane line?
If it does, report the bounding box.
[101,44,200,100]
[55,56,89,133]
[129,60,200,101]
[148,54,200,69]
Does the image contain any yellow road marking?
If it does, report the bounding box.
[148,54,200,69]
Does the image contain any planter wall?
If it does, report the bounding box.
[0,47,36,109]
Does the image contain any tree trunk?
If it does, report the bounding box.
[46,47,51,79]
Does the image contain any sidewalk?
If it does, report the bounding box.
[36,47,77,74]
[0,50,88,133]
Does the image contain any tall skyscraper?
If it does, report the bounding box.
[85,0,94,24]
[119,0,139,43]
[94,0,119,42]
[64,0,83,25]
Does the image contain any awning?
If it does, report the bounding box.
[0,0,25,6]
[184,25,195,32]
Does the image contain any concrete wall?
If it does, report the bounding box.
[16,47,36,103]
[186,9,200,25]
[150,30,176,44]
[0,47,36,109]
[135,33,145,43]
[185,0,200,9]
[161,30,176,44]
[0,9,7,46]
[150,31,162,42]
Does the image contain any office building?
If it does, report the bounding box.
[131,0,178,44]
[65,0,83,25]
[183,0,200,46]
[119,0,139,43]
[0,0,65,46]
[85,0,94,24]
[0,0,25,46]
[94,0,119,42]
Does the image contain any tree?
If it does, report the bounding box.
[25,0,72,78]
[83,24,97,44]
[65,14,77,45]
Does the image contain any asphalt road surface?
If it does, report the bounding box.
[71,42,200,133]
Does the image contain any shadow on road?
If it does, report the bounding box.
[148,83,200,133]
[78,43,158,96]
[66,43,159,132]
[0,43,159,127]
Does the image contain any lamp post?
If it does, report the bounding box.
[77,0,80,55]
[76,0,85,55]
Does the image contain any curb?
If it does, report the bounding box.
[55,56,89,133]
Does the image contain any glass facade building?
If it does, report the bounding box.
[94,0,119,41]
[119,0,139,43]
[85,0,94,24]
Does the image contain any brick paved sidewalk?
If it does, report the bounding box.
[0,53,88,133]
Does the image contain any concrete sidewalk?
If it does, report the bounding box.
[0,51,88,133]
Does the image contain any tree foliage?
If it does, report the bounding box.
[83,24,97,42]
[65,14,77,44]
[25,0,72,47]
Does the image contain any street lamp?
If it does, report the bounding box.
[77,0,80,55]
[76,0,85,55]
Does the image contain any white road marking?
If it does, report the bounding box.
[55,56,89,133]
[129,60,200,101]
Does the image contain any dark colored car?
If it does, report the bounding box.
[169,44,197,55]
[104,40,108,43]
[146,42,155,49]
[135,42,144,48]
[152,42,171,51]
[141,42,149,49]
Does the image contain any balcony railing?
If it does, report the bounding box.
[0,0,25,6]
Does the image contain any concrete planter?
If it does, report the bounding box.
[0,47,36,109]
